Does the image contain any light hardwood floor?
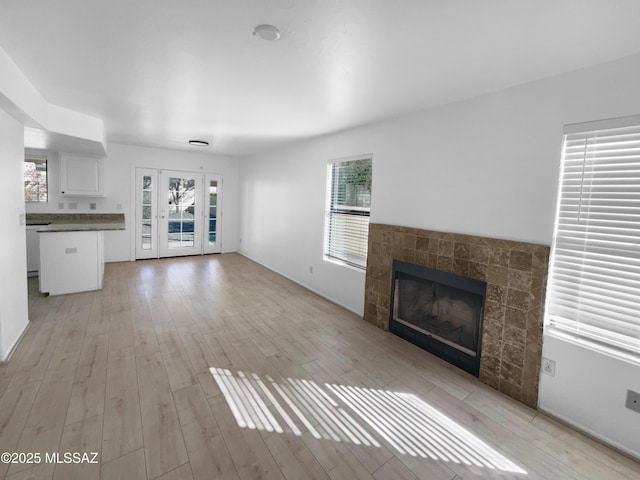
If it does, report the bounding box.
[1,253,639,480]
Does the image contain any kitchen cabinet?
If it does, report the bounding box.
[60,153,105,196]
[39,230,105,295]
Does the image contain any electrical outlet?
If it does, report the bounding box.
[89,203,97,210]
[68,202,78,210]
[58,202,64,209]
[542,357,556,377]
[626,390,640,414]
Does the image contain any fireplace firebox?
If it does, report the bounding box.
[389,260,487,376]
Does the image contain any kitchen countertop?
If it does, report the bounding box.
[35,223,126,232]
[26,213,126,232]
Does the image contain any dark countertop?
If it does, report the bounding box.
[26,213,126,232]
[35,223,126,232]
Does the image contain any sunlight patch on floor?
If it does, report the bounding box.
[210,367,526,474]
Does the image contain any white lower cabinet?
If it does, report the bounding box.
[26,227,40,276]
[39,231,105,295]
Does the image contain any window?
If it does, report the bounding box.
[545,116,640,361]
[325,156,372,269]
[24,156,48,202]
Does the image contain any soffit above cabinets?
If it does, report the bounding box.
[25,127,106,157]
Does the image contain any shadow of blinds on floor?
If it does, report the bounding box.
[210,367,526,474]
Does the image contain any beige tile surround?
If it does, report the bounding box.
[364,223,550,407]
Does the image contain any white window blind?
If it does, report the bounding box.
[325,157,372,269]
[545,119,640,361]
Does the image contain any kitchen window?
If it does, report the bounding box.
[24,156,48,202]
[324,156,372,269]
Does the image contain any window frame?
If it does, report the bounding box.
[324,155,373,270]
[24,155,48,203]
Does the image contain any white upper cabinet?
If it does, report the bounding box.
[60,153,105,196]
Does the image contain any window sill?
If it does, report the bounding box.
[544,328,640,367]
[323,256,367,274]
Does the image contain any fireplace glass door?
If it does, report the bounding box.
[389,260,487,376]
[393,274,482,357]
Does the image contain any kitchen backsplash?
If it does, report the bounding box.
[26,213,125,225]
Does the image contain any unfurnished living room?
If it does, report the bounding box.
[1,1,640,479]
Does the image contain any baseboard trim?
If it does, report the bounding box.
[0,321,31,363]
[537,407,640,462]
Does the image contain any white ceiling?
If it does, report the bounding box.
[2,0,640,156]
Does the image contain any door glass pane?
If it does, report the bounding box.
[167,176,196,249]
[209,220,216,242]
[140,175,153,251]
[208,180,217,244]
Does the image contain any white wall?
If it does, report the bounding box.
[239,53,640,457]
[25,150,118,215]
[539,336,640,457]
[0,45,105,150]
[0,108,29,361]
[106,143,240,262]
[238,140,373,314]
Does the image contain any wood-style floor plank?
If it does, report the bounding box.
[0,383,40,479]
[136,349,189,479]
[102,346,143,463]
[0,254,637,480]
[372,457,419,480]
[263,432,332,480]
[100,448,146,480]
[53,415,103,480]
[172,384,240,480]
[65,333,108,425]
[208,394,286,480]
[156,328,198,392]
[6,377,74,478]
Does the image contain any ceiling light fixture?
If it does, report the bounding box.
[253,24,281,41]
[189,140,209,147]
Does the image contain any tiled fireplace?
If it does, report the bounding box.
[364,224,549,408]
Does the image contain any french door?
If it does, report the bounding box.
[135,168,222,259]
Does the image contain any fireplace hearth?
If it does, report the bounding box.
[390,260,486,376]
